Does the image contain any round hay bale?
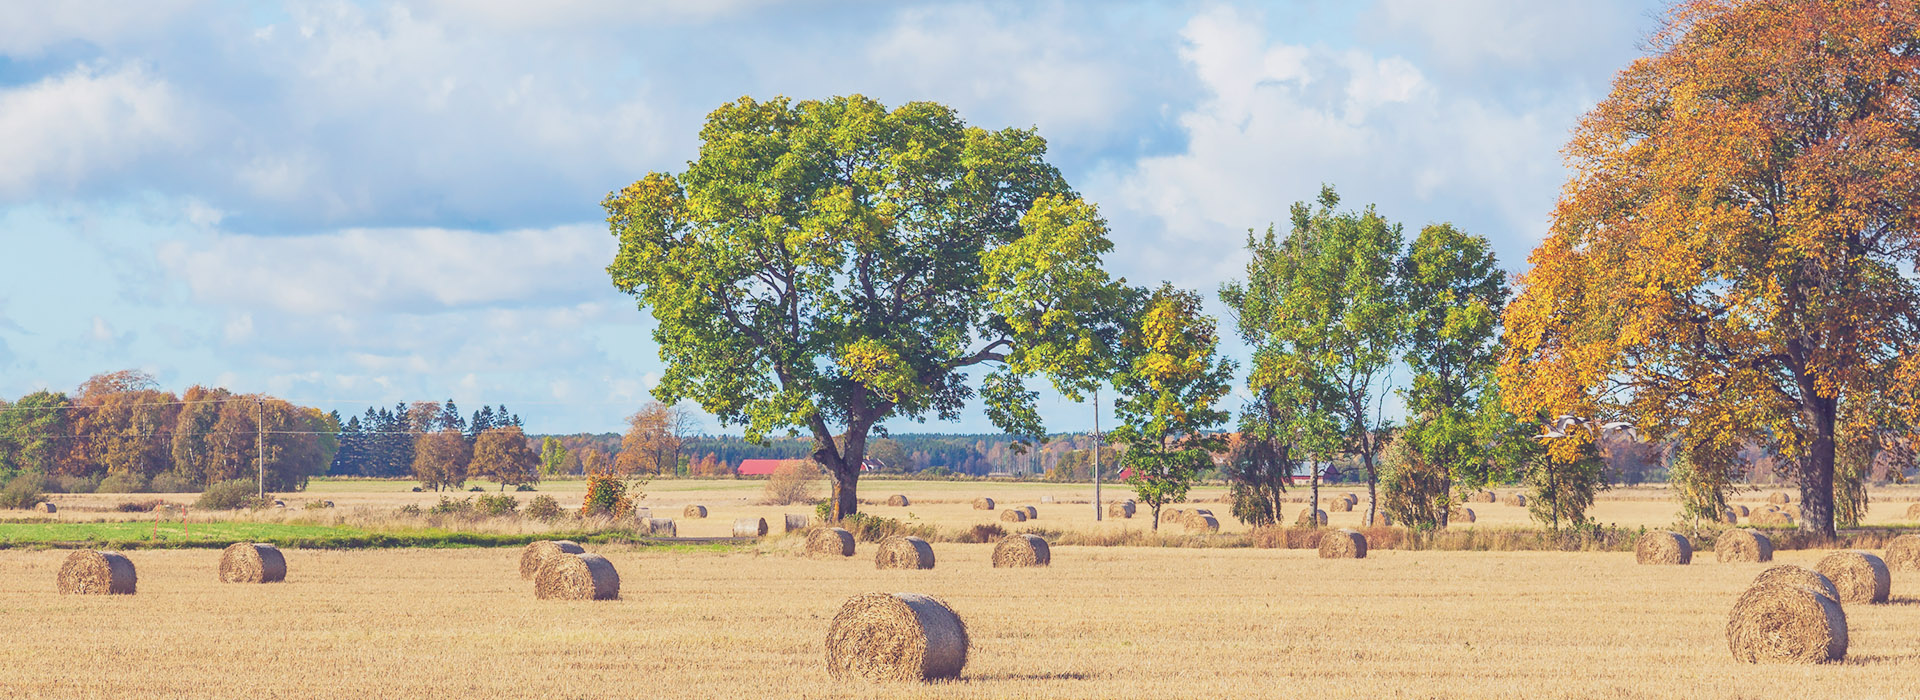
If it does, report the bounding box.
[1714,529,1773,564]
[518,540,585,580]
[733,517,769,538]
[972,497,994,510]
[34,501,56,513]
[1767,492,1791,505]
[683,504,708,518]
[1782,504,1802,518]
[1636,530,1693,565]
[1193,508,1213,516]
[534,553,620,601]
[999,509,1027,523]
[1815,551,1890,604]
[1449,508,1476,524]
[825,592,968,682]
[1184,514,1219,532]
[218,542,287,583]
[1502,493,1528,507]
[1106,501,1134,518]
[1754,565,1841,602]
[631,507,652,520]
[1318,528,1367,559]
[1735,504,1750,517]
[57,549,136,595]
[1883,533,1920,572]
[1377,510,1394,527]
[1326,497,1353,512]
[874,536,936,570]
[991,534,1050,567]
[784,513,809,533]
[1020,505,1037,519]
[887,494,910,507]
[1727,583,1847,663]
[808,527,856,557]
[1906,502,1920,521]
[646,518,677,536]
[1719,508,1740,525]
[1296,508,1328,527]
[1470,490,1496,503]
[1749,510,1794,527]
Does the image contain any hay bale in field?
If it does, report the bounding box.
[733,517,769,538]
[1714,529,1773,564]
[1185,514,1219,532]
[825,592,968,682]
[219,542,287,583]
[887,494,910,507]
[1296,508,1328,527]
[1782,504,1802,518]
[1727,583,1847,663]
[992,534,1050,567]
[1636,530,1693,565]
[1815,551,1890,604]
[534,553,620,601]
[1749,510,1794,527]
[632,507,652,520]
[784,513,809,533]
[1107,501,1135,518]
[1326,497,1353,512]
[1318,528,1367,559]
[1906,503,1920,521]
[34,501,55,513]
[999,509,1027,523]
[808,527,856,557]
[518,540,585,580]
[1376,511,1394,527]
[1719,508,1739,525]
[57,549,136,595]
[1469,490,1496,503]
[1020,505,1037,519]
[1449,508,1476,524]
[1767,492,1791,505]
[1502,493,1528,507]
[1753,565,1841,603]
[1735,505,1750,517]
[1884,533,1920,572]
[972,497,994,510]
[646,518,676,536]
[874,535,936,570]
[683,504,708,518]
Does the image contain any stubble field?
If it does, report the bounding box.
[6,540,1920,699]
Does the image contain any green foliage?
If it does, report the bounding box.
[1109,285,1235,530]
[1668,437,1738,524]
[539,436,569,476]
[149,473,193,493]
[525,495,563,521]
[602,94,1127,519]
[1523,431,1608,530]
[1397,223,1509,525]
[97,472,150,494]
[838,512,937,543]
[195,479,264,510]
[514,484,536,492]
[1378,431,1446,530]
[474,493,519,516]
[580,472,630,517]
[0,472,45,510]
[427,496,473,516]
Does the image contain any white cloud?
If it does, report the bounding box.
[157,224,616,315]
[0,1,206,56]
[1369,0,1649,77]
[0,64,192,198]
[90,316,115,343]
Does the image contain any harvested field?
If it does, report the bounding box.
[4,547,1920,697]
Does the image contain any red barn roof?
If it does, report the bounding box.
[736,459,800,476]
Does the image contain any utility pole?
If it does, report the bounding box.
[255,398,265,500]
[1093,388,1102,522]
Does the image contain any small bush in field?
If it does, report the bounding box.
[956,523,1008,544]
[97,472,149,493]
[476,493,519,516]
[580,472,631,517]
[515,484,536,492]
[526,494,563,521]
[58,474,100,494]
[397,503,423,516]
[468,486,484,492]
[0,473,46,510]
[761,461,821,505]
[116,499,168,513]
[196,479,264,510]
[148,473,193,493]
[428,496,474,515]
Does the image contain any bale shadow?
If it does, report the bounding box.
[1877,596,1920,606]
[967,671,1099,682]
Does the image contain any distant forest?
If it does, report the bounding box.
[533,431,1119,479]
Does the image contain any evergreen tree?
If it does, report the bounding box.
[439,399,466,437]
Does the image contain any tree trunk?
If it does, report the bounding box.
[1308,461,1320,526]
[816,427,869,522]
[1361,444,1377,527]
[1439,470,1451,528]
[1149,504,1160,532]
[1799,393,1838,538]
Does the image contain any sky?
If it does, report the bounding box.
[0,0,1669,436]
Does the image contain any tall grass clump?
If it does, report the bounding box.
[195,479,267,510]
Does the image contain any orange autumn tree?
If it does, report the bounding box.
[1501,0,1920,537]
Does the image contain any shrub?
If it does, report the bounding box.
[515,484,537,492]
[428,496,474,516]
[97,472,150,493]
[468,486,484,492]
[476,493,519,516]
[116,499,168,513]
[148,473,194,493]
[840,513,936,543]
[0,472,46,510]
[57,474,100,494]
[196,479,265,510]
[397,503,423,516]
[526,494,563,521]
[955,523,1007,544]
[580,472,631,517]
[762,461,822,505]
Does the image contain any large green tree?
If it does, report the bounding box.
[605,95,1127,519]
[1396,223,1508,528]
[1110,284,1236,530]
